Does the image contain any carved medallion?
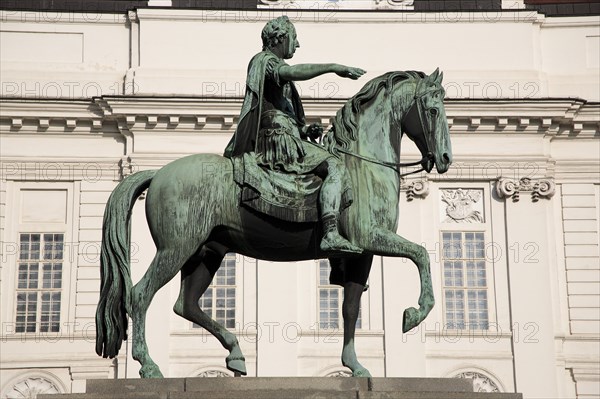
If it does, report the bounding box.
[5,377,60,398]
[197,370,231,377]
[455,371,500,392]
[440,189,484,223]
[326,370,352,377]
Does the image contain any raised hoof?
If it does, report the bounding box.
[321,233,363,255]
[402,307,421,333]
[139,365,164,379]
[352,367,372,377]
[226,356,247,376]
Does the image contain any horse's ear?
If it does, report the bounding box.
[437,71,444,84]
[429,68,440,83]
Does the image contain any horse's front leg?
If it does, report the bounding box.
[334,255,373,377]
[363,228,434,333]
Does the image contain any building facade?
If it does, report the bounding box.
[0,1,599,398]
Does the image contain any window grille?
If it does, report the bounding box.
[16,233,64,333]
[442,231,489,330]
[318,260,361,330]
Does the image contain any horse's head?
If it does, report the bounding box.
[401,69,452,174]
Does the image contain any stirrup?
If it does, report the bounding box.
[321,232,363,254]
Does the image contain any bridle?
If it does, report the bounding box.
[334,79,439,177]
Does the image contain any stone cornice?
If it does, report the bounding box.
[3,8,597,27]
[1,97,597,137]
[132,7,546,24]
[0,98,105,132]
[444,99,598,137]
[0,10,127,25]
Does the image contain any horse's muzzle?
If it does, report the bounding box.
[422,152,434,173]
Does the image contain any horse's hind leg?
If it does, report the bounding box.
[173,247,247,375]
[363,227,434,333]
[334,255,373,377]
[131,247,196,378]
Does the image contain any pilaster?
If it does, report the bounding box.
[495,176,558,397]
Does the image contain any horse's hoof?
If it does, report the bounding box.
[402,307,420,333]
[139,365,164,378]
[226,355,247,376]
[352,367,372,377]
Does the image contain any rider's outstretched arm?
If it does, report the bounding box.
[279,64,366,82]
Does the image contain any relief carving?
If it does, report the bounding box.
[197,370,231,377]
[455,371,501,393]
[441,189,484,223]
[5,377,60,398]
[326,370,352,377]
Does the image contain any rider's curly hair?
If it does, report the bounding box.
[261,16,293,51]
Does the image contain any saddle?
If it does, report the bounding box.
[232,153,353,223]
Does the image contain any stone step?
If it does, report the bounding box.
[40,377,523,399]
[84,377,472,395]
[43,391,523,399]
[360,392,522,399]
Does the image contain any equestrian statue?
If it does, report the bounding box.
[96,16,452,378]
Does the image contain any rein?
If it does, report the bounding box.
[334,146,428,177]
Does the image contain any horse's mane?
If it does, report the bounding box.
[325,70,425,151]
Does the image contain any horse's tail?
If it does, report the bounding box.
[95,169,156,358]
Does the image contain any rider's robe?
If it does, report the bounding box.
[224,50,352,224]
[224,50,305,159]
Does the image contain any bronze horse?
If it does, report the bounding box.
[96,70,452,378]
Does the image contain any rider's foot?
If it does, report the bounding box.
[320,231,363,254]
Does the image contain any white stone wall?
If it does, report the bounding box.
[0,7,599,399]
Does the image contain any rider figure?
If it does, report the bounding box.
[224,16,366,254]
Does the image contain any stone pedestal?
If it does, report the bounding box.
[40,377,523,399]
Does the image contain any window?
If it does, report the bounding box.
[318,260,361,330]
[16,233,64,333]
[442,231,489,330]
[196,253,236,329]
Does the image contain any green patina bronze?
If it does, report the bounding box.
[95,16,452,378]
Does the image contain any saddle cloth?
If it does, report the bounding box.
[232,153,353,223]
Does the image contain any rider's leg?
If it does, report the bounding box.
[318,158,362,254]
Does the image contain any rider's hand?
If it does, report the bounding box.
[303,123,324,142]
[335,65,366,80]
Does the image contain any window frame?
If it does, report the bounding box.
[3,181,78,339]
[437,183,498,333]
[440,230,490,330]
[15,232,66,333]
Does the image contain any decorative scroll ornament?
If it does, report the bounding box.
[441,189,484,223]
[326,370,352,377]
[119,156,135,180]
[496,177,555,202]
[5,377,60,398]
[400,178,429,201]
[197,370,231,377]
[455,371,500,393]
